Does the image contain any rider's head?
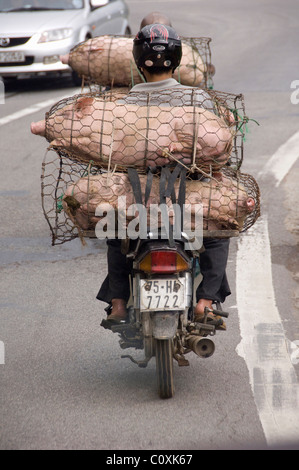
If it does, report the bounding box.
[132,24,182,79]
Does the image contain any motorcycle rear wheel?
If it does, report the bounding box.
[155,339,174,398]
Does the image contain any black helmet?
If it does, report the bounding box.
[133,24,182,72]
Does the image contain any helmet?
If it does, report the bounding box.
[133,24,182,72]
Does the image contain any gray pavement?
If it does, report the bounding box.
[0,0,298,451]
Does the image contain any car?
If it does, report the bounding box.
[0,0,131,84]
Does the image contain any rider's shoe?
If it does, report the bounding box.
[194,298,226,331]
[101,298,128,329]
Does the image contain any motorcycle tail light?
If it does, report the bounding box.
[139,250,189,273]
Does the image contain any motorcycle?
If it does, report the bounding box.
[101,230,229,399]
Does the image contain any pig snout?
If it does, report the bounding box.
[59,54,69,64]
[31,120,46,136]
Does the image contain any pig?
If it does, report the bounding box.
[61,172,133,230]
[183,171,257,231]
[60,35,206,87]
[61,170,257,233]
[31,95,233,172]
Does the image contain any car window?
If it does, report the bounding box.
[0,0,84,11]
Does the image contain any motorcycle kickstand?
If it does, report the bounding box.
[121,354,151,368]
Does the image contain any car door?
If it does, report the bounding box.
[88,0,129,36]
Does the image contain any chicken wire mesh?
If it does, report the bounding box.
[44,87,246,174]
[67,35,214,90]
[41,151,260,246]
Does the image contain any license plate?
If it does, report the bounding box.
[140,278,185,311]
[0,52,25,63]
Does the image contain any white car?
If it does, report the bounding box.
[0,0,131,83]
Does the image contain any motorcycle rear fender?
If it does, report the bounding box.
[152,312,179,339]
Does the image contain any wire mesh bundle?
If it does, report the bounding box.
[64,35,213,89]
[42,88,246,174]
[41,151,95,245]
[41,151,260,245]
[208,89,246,170]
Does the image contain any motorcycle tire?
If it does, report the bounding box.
[144,336,155,359]
[155,339,175,398]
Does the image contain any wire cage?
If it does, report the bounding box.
[44,87,246,177]
[41,151,260,246]
[68,35,214,90]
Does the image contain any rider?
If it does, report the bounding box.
[139,11,215,77]
[96,24,230,329]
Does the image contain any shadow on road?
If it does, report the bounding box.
[2,73,78,96]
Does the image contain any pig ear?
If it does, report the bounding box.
[75,97,94,117]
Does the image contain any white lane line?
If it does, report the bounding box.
[0,88,84,127]
[0,98,59,126]
[236,216,299,446]
[258,130,299,187]
[236,130,299,446]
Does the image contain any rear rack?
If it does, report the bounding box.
[80,230,240,239]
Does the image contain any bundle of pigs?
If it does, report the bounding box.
[60,35,213,89]
[32,89,246,173]
[33,86,259,245]
[41,152,260,246]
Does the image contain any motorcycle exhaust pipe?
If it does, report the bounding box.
[186,335,215,358]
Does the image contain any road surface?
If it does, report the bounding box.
[0,0,298,451]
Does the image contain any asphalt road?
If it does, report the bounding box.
[0,0,299,451]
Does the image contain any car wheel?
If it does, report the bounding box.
[72,35,91,87]
[72,70,83,87]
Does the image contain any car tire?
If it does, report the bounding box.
[72,34,92,87]
[72,70,83,87]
